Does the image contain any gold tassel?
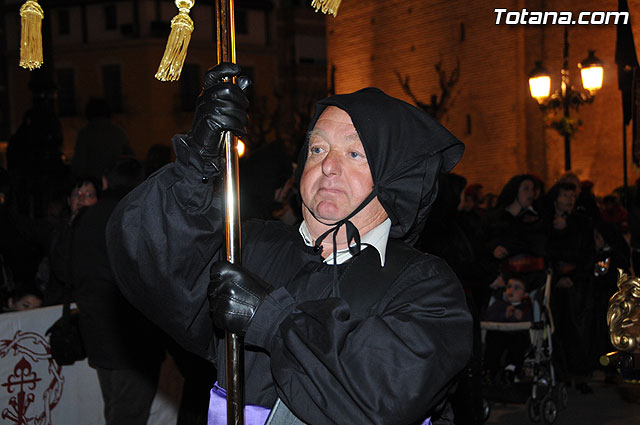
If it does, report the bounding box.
[311,0,342,17]
[19,0,44,70]
[155,0,195,82]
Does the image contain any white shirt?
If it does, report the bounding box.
[299,218,392,267]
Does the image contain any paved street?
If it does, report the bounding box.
[485,373,640,425]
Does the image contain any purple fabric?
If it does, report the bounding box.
[208,383,271,425]
[208,382,431,425]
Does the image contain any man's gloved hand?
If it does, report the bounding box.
[187,62,251,162]
[208,261,273,335]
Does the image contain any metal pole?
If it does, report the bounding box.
[562,27,571,171]
[216,1,244,424]
[223,128,244,425]
[623,121,629,208]
[563,134,571,172]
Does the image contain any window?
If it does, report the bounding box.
[102,65,123,113]
[179,64,201,112]
[58,9,70,35]
[105,5,117,30]
[56,68,76,116]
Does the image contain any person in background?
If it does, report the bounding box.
[601,194,628,235]
[417,174,487,425]
[67,177,101,223]
[481,174,546,311]
[482,274,533,384]
[592,221,630,383]
[485,276,533,322]
[522,174,545,224]
[6,81,66,219]
[71,98,132,180]
[0,168,49,305]
[577,180,602,224]
[482,192,499,211]
[72,158,165,425]
[545,181,596,394]
[463,184,484,213]
[239,140,294,221]
[459,183,485,246]
[144,143,173,178]
[557,172,581,195]
[45,177,102,305]
[3,282,44,312]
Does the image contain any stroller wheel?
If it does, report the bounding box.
[555,382,568,410]
[482,397,491,422]
[526,397,541,423]
[542,397,558,424]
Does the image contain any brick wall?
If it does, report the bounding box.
[326,0,633,197]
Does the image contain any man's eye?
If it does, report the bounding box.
[349,151,363,159]
[310,146,324,154]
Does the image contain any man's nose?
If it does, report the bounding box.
[321,151,341,176]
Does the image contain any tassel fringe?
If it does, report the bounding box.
[311,0,341,17]
[155,0,195,82]
[19,0,44,70]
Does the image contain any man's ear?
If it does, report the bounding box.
[102,176,109,191]
[7,298,14,310]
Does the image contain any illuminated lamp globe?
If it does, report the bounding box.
[578,50,604,94]
[528,61,551,103]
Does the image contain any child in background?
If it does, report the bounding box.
[483,275,533,383]
[4,283,44,312]
[485,276,533,322]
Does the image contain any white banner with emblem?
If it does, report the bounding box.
[0,305,182,425]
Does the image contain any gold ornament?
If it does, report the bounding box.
[19,0,44,70]
[608,270,640,353]
[310,0,341,17]
[155,0,195,82]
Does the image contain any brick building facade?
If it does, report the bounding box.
[325,0,633,196]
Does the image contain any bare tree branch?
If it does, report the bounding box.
[395,57,460,122]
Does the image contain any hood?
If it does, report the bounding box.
[297,87,464,243]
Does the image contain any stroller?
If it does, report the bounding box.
[479,269,568,424]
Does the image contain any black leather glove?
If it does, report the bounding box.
[208,261,273,335]
[187,62,251,162]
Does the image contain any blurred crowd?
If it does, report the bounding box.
[1,97,213,425]
[419,171,637,407]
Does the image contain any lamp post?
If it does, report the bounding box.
[528,27,604,171]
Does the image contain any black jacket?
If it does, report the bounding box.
[72,190,164,369]
[106,138,472,425]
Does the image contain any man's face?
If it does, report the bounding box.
[300,106,385,226]
[505,279,526,304]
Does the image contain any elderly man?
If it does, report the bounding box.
[106,63,472,425]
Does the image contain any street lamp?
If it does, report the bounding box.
[528,27,604,171]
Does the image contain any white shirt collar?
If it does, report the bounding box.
[299,218,392,267]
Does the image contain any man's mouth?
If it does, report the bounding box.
[318,187,343,196]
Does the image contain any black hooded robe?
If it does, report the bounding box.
[106,88,472,425]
